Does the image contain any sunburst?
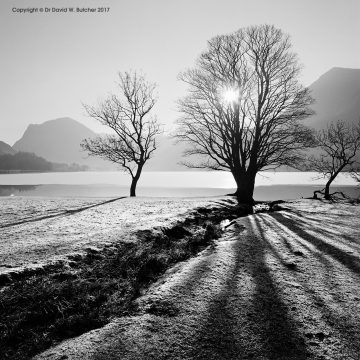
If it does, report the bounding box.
[221,87,239,103]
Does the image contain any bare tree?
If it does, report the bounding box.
[81,71,162,197]
[306,120,360,200]
[176,24,313,204]
[351,172,360,184]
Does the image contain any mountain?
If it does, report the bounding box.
[13,118,113,169]
[0,141,16,155]
[306,67,360,129]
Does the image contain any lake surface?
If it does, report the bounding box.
[0,171,358,200]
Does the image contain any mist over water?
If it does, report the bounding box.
[0,171,358,200]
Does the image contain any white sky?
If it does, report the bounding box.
[0,0,359,144]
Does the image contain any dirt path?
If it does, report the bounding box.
[34,200,360,360]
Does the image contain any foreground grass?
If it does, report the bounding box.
[0,202,247,360]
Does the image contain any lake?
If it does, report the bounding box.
[0,171,358,200]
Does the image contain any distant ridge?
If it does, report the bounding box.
[306,67,360,129]
[13,117,113,169]
[0,140,16,155]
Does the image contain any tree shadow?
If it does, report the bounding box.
[279,211,360,250]
[0,196,127,228]
[262,211,360,356]
[188,236,250,360]
[271,212,360,275]
[190,218,310,360]
[82,209,360,360]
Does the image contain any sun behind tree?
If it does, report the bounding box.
[176,24,314,204]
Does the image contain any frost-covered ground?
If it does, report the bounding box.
[0,196,224,274]
[35,199,360,360]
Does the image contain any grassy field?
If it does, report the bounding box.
[0,196,248,359]
[0,196,230,276]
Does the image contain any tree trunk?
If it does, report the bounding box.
[324,180,332,200]
[129,164,143,197]
[324,172,340,200]
[233,171,256,205]
[130,177,138,197]
[324,166,347,200]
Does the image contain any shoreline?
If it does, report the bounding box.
[0,183,359,200]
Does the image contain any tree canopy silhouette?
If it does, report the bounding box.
[82,71,162,197]
[306,120,360,200]
[176,24,313,204]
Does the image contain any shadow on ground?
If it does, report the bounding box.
[35,202,360,360]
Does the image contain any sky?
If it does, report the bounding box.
[0,0,359,145]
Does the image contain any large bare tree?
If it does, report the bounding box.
[177,25,313,204]
[307,120,360,200]
[82,71,162,197]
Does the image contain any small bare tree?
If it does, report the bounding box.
[352,172,360,184]
[176,25,313,204]
[307,120,360,200]
[81,71,162,197]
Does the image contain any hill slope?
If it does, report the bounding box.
[306,67,360,129]
[13,118,112,169]
[0,141,16,155]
